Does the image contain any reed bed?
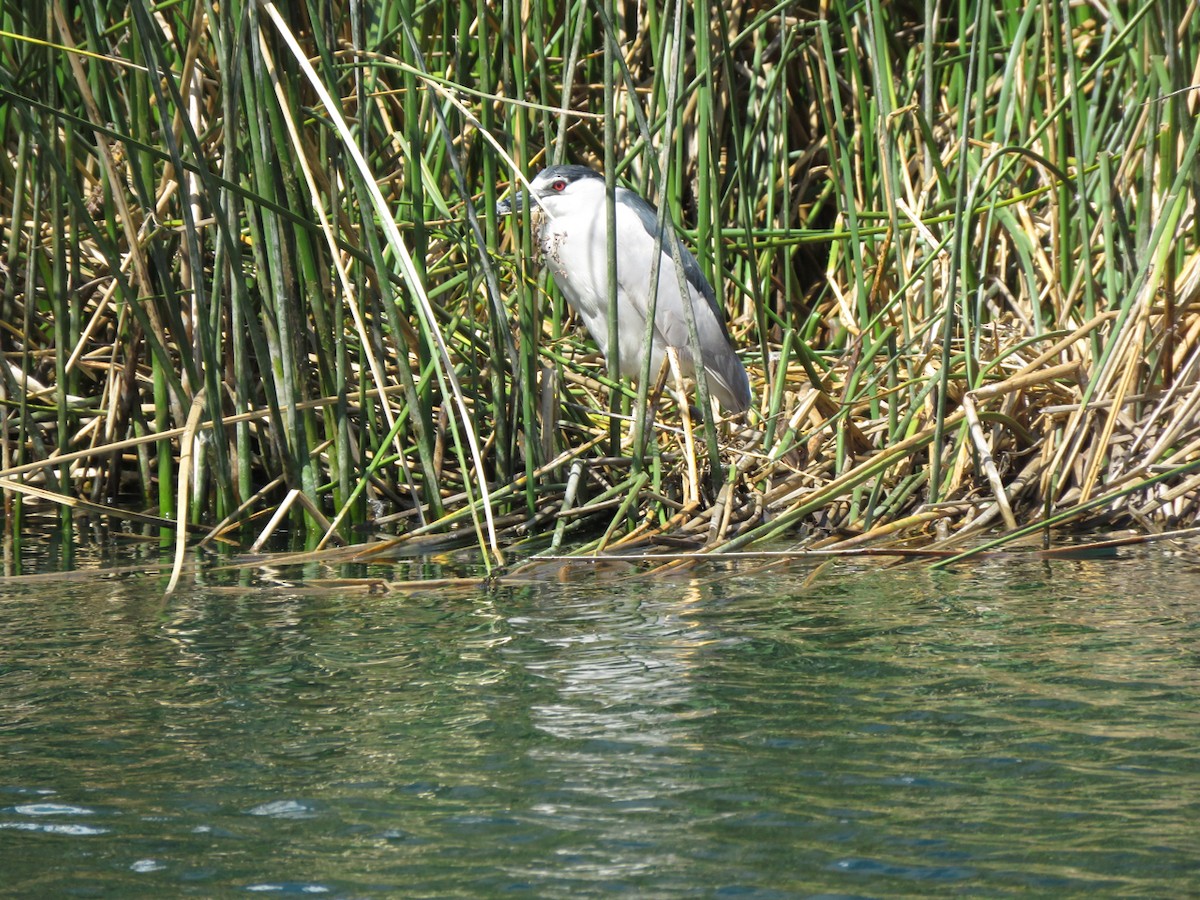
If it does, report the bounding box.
[2,0,1198,576]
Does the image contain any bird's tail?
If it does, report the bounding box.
[704,349,752,414]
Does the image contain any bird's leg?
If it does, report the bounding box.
[648,351,685,417]
[635,356,671,445]
[666,347,701,505]
[655,352,707,424]
[664,346,688,425]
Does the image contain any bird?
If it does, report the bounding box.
[496,165,752,414]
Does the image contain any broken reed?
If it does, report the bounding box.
[1,0,1198,571]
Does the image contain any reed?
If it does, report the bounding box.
[1,0,1198,575]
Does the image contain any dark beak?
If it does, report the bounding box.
[496,190,533,215]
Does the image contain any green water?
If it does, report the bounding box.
[1,550,1198,897]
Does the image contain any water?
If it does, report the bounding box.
[1,549,1198,897]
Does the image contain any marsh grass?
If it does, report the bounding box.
[2,0,1199,578]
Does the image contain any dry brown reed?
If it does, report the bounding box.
[2,1,1199,578]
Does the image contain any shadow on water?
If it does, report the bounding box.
[1,549,1199,897]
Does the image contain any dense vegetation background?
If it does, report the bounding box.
[2,1,1198,570]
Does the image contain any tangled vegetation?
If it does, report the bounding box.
[1,1,1198,578]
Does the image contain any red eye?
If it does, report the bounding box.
[552,180,566,192]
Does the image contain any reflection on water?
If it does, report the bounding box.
[1,551,1199,896]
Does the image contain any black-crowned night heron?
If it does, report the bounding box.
[496,165,752,414]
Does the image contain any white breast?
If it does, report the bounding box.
[538,208,648,370]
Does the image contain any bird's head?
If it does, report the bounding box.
[495,165,604,219]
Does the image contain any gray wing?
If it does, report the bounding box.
[615,187,751,411]
[615,187,729,336]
